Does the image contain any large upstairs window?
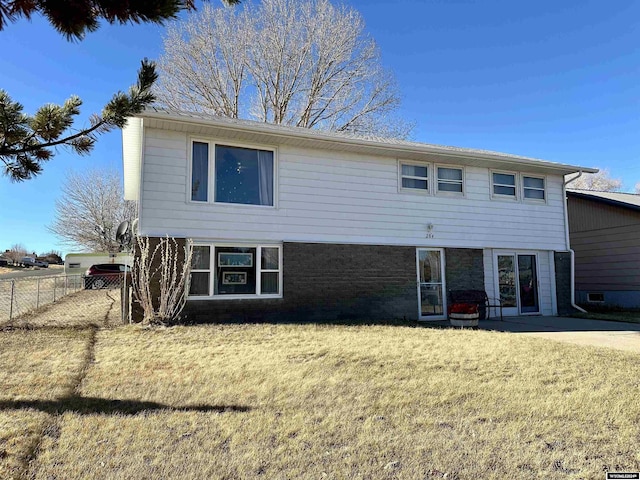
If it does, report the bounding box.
[190,141,275,207]
[215,145,274,206]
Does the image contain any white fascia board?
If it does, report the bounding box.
[134,110,598,176]
[122,117,144,201]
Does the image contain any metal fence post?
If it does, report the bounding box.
[9,280,14,322]
[36,278,40,309]
[53,277,56,303]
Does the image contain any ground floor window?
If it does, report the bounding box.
[188,243,282,298]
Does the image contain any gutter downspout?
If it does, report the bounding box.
[563,171,587,313]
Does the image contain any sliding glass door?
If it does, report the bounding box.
[495,252,540,315]
[517,254,539,313]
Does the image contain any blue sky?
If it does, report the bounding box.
[1,0,639,255]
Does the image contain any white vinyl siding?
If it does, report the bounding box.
[139,128,568,251]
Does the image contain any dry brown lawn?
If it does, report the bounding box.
[0,323,634,479]
[3,289,122,329]
[0,273,84,324]
[0,327,93,480]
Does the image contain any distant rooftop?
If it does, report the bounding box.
[568,189,640,211]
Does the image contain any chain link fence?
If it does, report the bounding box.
[0,274,126,327]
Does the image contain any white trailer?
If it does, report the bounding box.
[64,252,132,274]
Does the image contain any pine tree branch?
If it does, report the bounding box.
[0,58,158,181]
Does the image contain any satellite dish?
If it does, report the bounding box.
[116,221,130,242]
[116,221,132,251]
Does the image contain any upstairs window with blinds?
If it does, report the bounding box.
[400,162,429,192]
[437,167,463,194]
[492,172,517,198]
[523,176,545,201]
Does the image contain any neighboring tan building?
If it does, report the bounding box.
[567,189,640,309]
[122,109,597,322]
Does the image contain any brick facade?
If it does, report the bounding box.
[131,241,487,323]
[444,248,485,293]
[183,243,418,323]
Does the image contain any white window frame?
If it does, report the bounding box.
[492,250,542,316]
[189,245,213,297]
[436,165,465,196]
[187,138,278,209]
[187,242,283,300]
[491,170,518,200]
[415,247,447,321]
[398,160,431,194]
[522,174,547,203]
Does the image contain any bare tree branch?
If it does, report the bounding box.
[132,236,192,326]
[48,168,137,252]
[567,169,622,192]
[155,0,412,139]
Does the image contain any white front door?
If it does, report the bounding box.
[416,248,446,321]
[495,252,540,316]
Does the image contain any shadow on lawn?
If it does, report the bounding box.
[0,396,252,415]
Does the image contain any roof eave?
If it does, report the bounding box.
[131,110,599,175]
[567,191,640,213]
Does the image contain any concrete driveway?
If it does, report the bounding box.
[480,316,640,353]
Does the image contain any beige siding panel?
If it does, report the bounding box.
[571,224,640,241]
[568,196,639,232]
[572,223,640,291]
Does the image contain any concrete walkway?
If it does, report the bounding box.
[480,316,640,354]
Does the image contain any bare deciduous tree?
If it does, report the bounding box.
[5,244,27,264]
[635,182,640,194]
[156,0,412,138]
[567,169,622,192]
[131,236,192,326]
[48,169,136,252]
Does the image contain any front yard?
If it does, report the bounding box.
[1,321,639,479]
